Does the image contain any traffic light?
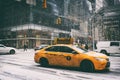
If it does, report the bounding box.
[42,0,47,8]
[56,17,61,24]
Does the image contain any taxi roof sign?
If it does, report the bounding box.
[54,38,74,44]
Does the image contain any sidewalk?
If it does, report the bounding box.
[16,49,35,53]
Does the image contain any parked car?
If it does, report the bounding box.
[34,44,49,51]
[95,41,120,56]
[0,44,16,54]
[34,44,110,72]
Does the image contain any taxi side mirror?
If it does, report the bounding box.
[72,51,78,54]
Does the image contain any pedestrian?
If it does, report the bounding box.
[24,44,28,51]
[85,44,88,50]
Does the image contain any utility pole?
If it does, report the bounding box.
[28,1,35,48]
[91,0,96,51]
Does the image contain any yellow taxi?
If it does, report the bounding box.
[34,44,110,72]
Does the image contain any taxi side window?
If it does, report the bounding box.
[45,46,61,52]
[60,46,74,53]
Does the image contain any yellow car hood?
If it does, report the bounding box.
[85,51,108,58]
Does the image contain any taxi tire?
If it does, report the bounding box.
[80,60,94,72]
[39,58,49,67]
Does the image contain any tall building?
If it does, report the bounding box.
[0,0,77,48]
[0,0,93,48]
[63,0,92,43]
[93,0,120,41]
[103,0,120,7]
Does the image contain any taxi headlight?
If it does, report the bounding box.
[95,57,105,61]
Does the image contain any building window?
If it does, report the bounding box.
[15,0,21,2]
[26,0,36,6]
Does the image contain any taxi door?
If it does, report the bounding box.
[44,46,65,66]
[57,46,80,67]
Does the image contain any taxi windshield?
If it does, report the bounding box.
[72,45,88,53]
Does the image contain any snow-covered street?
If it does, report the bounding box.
[0,49,120,80]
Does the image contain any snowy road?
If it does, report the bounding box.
[0,49,120,80]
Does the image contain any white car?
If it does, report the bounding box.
[95,41,120,56]
[34,44,48,51]
[0,44,16,54]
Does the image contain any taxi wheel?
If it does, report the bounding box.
[80,60,95,72]
[39,58,49,67]
[9,50,15,54]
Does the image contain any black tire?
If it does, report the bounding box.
[80,60,95,72]
[39,58,49,67]
[100,50,109,56]
[9,49,15,54]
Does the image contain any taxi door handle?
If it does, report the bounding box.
[58,54,64,56]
